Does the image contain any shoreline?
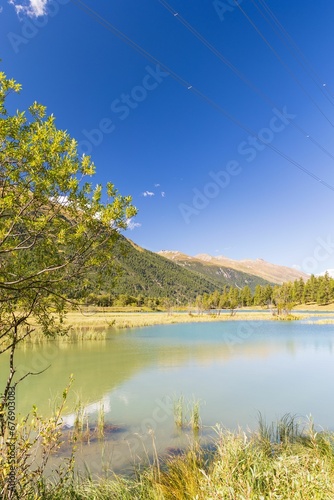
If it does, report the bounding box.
[23,305,334,342]
[64,306,334,331]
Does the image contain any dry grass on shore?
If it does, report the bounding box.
[23,304,334,342]
[63,310,272,332]
[15,415,334,500]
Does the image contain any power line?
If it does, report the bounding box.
[158,0,334,163]
[254,0,334,102]
[232,0,334,129]
[70,0,334,192]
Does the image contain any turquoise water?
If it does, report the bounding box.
[2,320,334,473]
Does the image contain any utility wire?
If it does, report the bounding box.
[231,0,334,129]
[250,0,334,106]
[70,0,334,192]
[158,0,334,162]
[255,0,334,101]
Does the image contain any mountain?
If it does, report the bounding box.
[157,251,308,285]
[109,238,272,301]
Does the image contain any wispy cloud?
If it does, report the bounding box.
[322,269,334,277]
[8,0,49,17]
[0,6,3,13]
[161,191,166,197]
[126,218,141,230]
[142,191,155,197]
[154,183,160,187]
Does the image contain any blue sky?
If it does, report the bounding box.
[1,0,334,275]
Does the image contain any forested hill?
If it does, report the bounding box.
[158,251,308,284]
[109,237,271,301]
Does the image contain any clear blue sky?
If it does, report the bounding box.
[1,0,334,275]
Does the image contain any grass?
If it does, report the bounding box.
[173,395,185,429]
[73,399,85,439]
[292,302,334,312]
[18,416,334,499]
[272,314,300,321]
[12,310,275,344]
[3,402,334,499]
[188,399,201,433]
[97,402,105,440]
[305,319,334,325]
[172,396,202,433]
[13,304,334,345]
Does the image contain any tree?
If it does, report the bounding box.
[272,282,294,316]
[253,284,265,306]
[219,287,229,309]
[208,290,221,314]
[195,294,204,314]
[303,274,318,303]
[0,70,136,437]
[292,278,305,305]
[240,285,252,307]
[228,286,240,315]
[316,272,331,305]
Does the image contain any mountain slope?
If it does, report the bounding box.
[110,238,271,301]
[158,251,308,285]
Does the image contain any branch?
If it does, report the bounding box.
[13,365,51,388]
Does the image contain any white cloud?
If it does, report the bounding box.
[161,191,166,197]
[142,191,155,197]
[321,269,334,278]
[154,183,160,187]
[49,195,70,206]
[9,0,49,17]
[126,218,141,230]
[0,6,3,13]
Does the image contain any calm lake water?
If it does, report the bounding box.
[2,319,334,474]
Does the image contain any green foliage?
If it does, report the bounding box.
[81,236,273,307]
[101,237,252,303]
[193,272,334,316]
[0,68,136,437]
[8,417,334,499]
[0,378,76,499]
[91,238,267,309]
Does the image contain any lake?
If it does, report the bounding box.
[2,318,334,474]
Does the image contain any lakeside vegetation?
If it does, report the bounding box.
[45,425,334,500]
[2,399,334,499]
[84,272,334,316]
[97,235,272,302]
[18,305,332,344]
[1,66,334,499]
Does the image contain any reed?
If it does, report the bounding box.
[188,399,201,434]
[73,399,85,440]
[97,402,105,440]
[3,412,334,498]
[173,395,185,429]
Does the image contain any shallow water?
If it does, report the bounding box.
[2,319,334,474]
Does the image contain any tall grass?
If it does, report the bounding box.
[188,399,201,434]
[97,402,105,440]
[73,399,85,439]
[173,396,202,434]
[28,414,334,499]
[3,404,334,499]
[173,395,185,429]
[15,310,281,345]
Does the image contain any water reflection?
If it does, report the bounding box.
[1,321,334,440]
